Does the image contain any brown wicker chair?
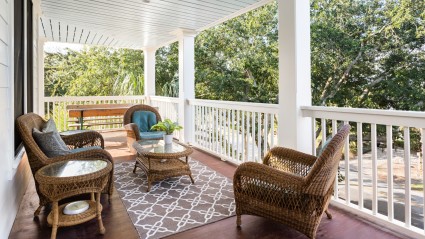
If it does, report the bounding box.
[123,104,163,153]
[16,113,114,216]
[233,124,351,239]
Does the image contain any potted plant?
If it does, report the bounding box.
[151,119,183,144]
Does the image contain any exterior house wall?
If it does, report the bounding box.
[0,0,32,238]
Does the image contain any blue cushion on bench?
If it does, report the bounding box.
[139,131,165,140]
[132,111,157,132]
[70,146,102,154]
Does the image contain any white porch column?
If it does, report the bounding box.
[277,0,312,154]
[176,30,196,144]
[144,48,156,104]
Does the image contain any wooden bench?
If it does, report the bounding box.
[67,104,135,130]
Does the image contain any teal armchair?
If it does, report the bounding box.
[123,104,164,153]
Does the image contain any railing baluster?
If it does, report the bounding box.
[312,118,317,156]
[404,127,411,227]
[264,113,269,154]
[232,109,235,160]
[271,114,275,148]
[226,109,230,158]
[195,106,199,144]
[421,128,425,233]
[345,121,350,205]
[387,125,394,221]
[251,112,256,162]
[257,112,261,162]
[247,112,250,161]
[357,122,363,210]
[212,107,215,151]
[242,111,246,162]
[214,108,220,152]
[332,120,338,199]
[321,118,326,149]
[371,123,378,214]
[219,108,223,156]
[236,110,240,162]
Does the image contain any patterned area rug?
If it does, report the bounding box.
[114,160,236,239]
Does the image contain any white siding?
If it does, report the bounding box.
[0,64,7,87]
[0,40,7,66]
[0,17,8,45]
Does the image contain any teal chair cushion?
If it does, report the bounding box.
[132,111,158,132]
[139,131,165,140]
[70,146,102,154]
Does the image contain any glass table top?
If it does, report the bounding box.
[39,160,107,177]
[133,140,187,154]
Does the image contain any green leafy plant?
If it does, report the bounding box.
[151,119,183,135]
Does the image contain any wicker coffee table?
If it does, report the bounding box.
[132,139,194,192]
[35,159,112,239]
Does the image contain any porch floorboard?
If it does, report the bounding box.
[9,130,407,239]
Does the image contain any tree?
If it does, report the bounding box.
[44,47,144,96]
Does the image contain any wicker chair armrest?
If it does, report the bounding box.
[124,123,141,141]
[61,130,104,149]
[234,162,305,192]
[263,147,317,176]
[47,149,113,165]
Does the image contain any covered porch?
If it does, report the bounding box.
[1,0,424,238]
[9,130,403,239]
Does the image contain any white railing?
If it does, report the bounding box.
[43,95,146,131]
[302,106,425,238]
[188,99,279,165]
[149,96,180,139]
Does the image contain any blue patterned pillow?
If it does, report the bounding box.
[32,119,70,157]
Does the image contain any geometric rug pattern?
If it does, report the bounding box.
[114,160,236,239]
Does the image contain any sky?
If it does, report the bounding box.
[44,42,85,54]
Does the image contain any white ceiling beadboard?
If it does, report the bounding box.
[39,0,271,49]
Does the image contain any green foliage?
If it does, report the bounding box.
[155,43,179,97]
[194,2,278,103]
[150,119,183,135]
[45,46,144,96]
[311,0,425,110]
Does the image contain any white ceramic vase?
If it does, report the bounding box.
[163,134,173,144]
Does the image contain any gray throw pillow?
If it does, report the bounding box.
[42,118,58,132]
[32,119,70,157]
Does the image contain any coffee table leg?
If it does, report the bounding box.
[51,201,59,239]
[146,177,152,192]
[189,174,195,183]
[96,192,105,234]
[133,161,138,173]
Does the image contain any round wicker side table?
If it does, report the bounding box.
[132,139,194,192]
[35,159,112,239]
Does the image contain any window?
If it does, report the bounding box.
[14,0,33,155]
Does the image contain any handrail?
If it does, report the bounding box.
[301,106,425,128]
[188,99,279,114]
[149,96,180,103]
[44,95,146,102]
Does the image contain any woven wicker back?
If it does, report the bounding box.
[123,104,162,125]
[305,124,351,195]
[16,113,50,175]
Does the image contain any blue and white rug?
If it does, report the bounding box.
[114,160,235,239]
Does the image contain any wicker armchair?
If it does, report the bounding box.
[123,104,163,153]
[233,125,351,239]
[16,113,114,216]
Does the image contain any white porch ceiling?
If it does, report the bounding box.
[39,0,271,49]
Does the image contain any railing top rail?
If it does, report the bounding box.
[188,99,279,113]
[149,96,180,103]
[302,106,425,128]
[44,95,146,102]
